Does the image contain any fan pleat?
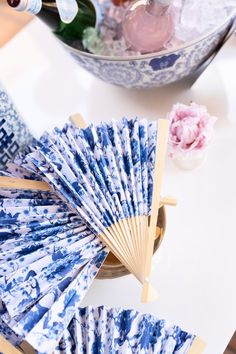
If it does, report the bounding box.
[19,251,106,353]
[52,306,196,354]
[108,120,133,218]
[0,229,93,276]
[1,236,102,316]
[106,121,141,272]
[55,130,111,217]
[60,128,116,223]
[147,121,158,214]
[0,183,108,352]
[70,125,120,220]
[92,121,139,273]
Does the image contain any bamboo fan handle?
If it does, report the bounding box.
[70,113,87,129]
[142,119,170,303]
[0,336,23,354]
[187,337,206,354]
[0,177,51,191]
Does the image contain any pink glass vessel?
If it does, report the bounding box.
[122,0,174,53]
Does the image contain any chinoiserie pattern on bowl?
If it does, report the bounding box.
[64,13,235,88]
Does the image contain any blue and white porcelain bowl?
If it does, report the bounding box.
[64,12,235,88]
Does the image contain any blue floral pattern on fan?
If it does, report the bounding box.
[53,306,196,354]
[25,118,157,236]
[0,185,108,353]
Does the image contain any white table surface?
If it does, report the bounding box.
[1,19,236,354]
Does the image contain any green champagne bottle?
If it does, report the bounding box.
[7,0,101,43]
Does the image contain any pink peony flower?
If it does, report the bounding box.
[168,102,217,156]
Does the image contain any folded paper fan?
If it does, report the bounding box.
[0,185,108,353]
[24,117,169,302]
[53,306,203,354]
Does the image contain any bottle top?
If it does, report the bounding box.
[7,0,21,7]
[7,0,42,14]
[55,0,79,24]
[7,0,78,22]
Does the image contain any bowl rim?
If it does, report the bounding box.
[63,9,236,62]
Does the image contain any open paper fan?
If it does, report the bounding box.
[53,306,204,354]
[23,116,170,302]
[0,185,108,353]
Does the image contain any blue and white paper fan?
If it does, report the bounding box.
[53,306,200,354]
[23,117,169,301]
[0,183,108,353]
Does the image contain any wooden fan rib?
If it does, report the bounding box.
[110,225,140,279]
[109,221,135,272]
[19,341,36,354]
[103,217,148,282]
[133,216,140,269]
[128,215,145,280]
[0,336,23,354]
[0,177,51,191]
[99,229,138,279]
[137,215,144,274]
[125,218,140,273]
[69,113,87,129]
[142,119,170,303]
[119,217,142,278]
[100,225,132,270]
[121,217,140,275]
[108,222,140,278]
[139,215,148,283]
[187,337,206,354]
[100,220,143,282]
[119,216,145,280]
[129,216,139,266]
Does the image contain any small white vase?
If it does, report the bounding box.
[172,149,207,170]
